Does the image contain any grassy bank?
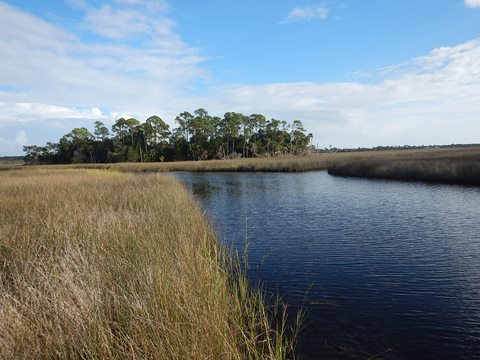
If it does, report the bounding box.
[5,151,406,173]
[23,155,334,173]
[0,169,296,359]
[5,147,480,185]
[328,147,480,185]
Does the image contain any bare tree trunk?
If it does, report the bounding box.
[144,134,148,158]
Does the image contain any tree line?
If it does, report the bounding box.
[23,109,314,164]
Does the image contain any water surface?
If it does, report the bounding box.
[173,171,480,359]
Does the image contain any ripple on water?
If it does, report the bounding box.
[173,171,480,360]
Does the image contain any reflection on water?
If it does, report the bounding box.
[173,171,480,360]
[190,182,219,197]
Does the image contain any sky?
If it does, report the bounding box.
[1,0,480,155]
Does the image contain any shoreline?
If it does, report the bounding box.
[4,147,480,186]
[0,168,296,359]
[327,148,480,186]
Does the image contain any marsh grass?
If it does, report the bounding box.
[8,147,479,184]
[25,155,334,173]
[328,147,480,185]
[0,156,23,165]
[12,152,393,173]
[0,169,298,359]
[0,164,22,172]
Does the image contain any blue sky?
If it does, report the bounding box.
[1,0,480,155]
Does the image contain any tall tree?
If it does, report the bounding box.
[143,116,171,161]
[22,110,314,164]
[94,121,110,141]
[248,114,266,156]
[291,120,309,154]
[223,112,243,156]
[189,109,213,160]
[61,127,94,163]
[241,114,253,158]
[112,118,141,161]
[175,112,193,143]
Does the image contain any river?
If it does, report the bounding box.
[173,171,480,359]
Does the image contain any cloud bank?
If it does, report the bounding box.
[200,39,480,148]
[0,0,206,117]
[1,1,480,154]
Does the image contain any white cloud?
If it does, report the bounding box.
[0,0,209,154]
[85,5,150,40]
[0,102,107,124]
[1,1,480,154]
[0,135,20,155]
[83,1,174,41]
[15,130,28,145]
[465,0,480,8]
[283,4,329,23]
[200,39,480,148]
[0,1,206,120]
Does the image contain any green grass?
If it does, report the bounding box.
[0,168,299,359]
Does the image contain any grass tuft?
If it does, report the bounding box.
[0,168,297,359]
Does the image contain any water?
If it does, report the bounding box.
[173,171,480,359]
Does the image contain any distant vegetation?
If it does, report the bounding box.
[9,147,480,185]
[23,109,313,164]
[17,118,480,186]
[0,168,297,359]
[0,156,23,164]
[22,154,335,173]
[328,147,480,185]
[319,143,480,153]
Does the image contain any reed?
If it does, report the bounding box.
[0,168,298,359]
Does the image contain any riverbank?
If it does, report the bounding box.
[0,168,295,359]
[0,150,430,173]
[4,147,480,185]
[12,154,335,172]
[327,147,480,185]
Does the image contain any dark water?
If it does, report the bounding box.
[173,171,480,360]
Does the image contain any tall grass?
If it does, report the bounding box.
[10,147,480,185]
[0,164,22,171]
[26,155,334,173]
[17,148,480,177]
[16,152,399,173]
[328,148,480,185]
[0,169,297,359]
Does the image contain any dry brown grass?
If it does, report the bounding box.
[0,164,23,172]
[21,155,334,173]
[11,147,480,185]
[14,147,479,175]
[0,168,297,359]
[328,147,480,185]
[9,151,399,173]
